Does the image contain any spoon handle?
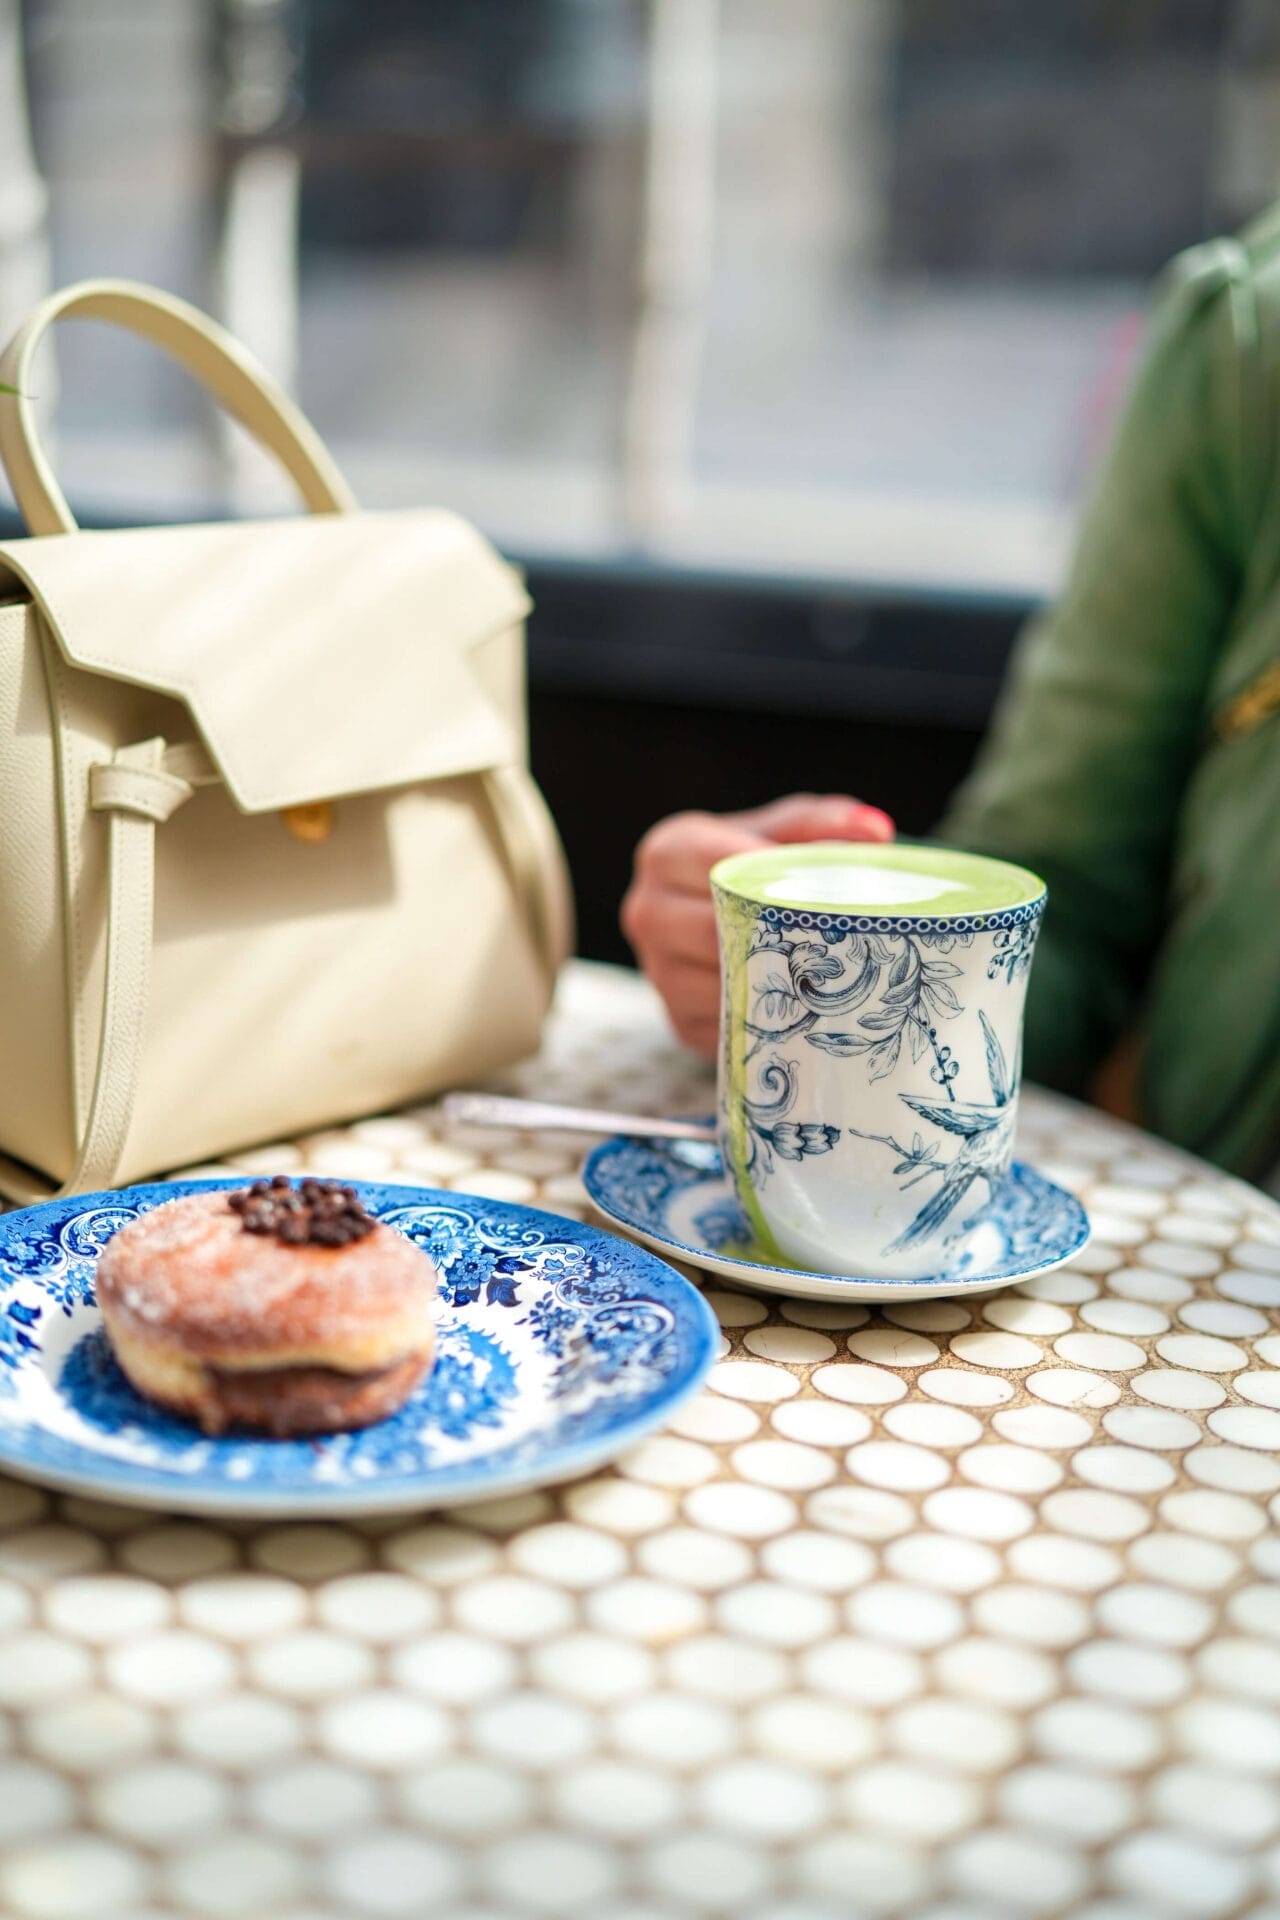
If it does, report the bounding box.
[441,1092,717,1143]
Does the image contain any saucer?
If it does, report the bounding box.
[0,1179,718,1516]
[583,1125,1090,1302]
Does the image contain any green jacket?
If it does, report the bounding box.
[942,208,1280,1183]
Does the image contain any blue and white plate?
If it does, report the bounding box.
[584,1127,1090,1302]
[0,1180,719,1517]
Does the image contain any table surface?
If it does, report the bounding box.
[2,961,1280,1920]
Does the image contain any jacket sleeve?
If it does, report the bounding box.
[939,249,1250,1095]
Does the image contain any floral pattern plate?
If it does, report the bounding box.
[583,1127,1090,1302]
[0,1180,719,1517]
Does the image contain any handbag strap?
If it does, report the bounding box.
[0,738,208,1204]
[0,279,355,535]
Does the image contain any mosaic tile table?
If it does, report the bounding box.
[2,961,1280,1920]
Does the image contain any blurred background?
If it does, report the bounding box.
[1,0,1278,956]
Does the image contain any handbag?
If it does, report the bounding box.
[0,279,573,1202]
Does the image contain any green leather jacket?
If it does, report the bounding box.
[942,208,1280,1182]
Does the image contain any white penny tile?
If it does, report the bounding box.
[945,1828,1087,1911]
[553,1760,681,1838]
[705,1290,768,1328]
[316,1691,451,1771]
[167,1835,301,1917]
[683,1483,797,1540]
[90,1758,228,1842]
[45,1574,172,1643]
[1026,1368,1120,1408]
[846,1327,940,1368]
[1132,1369,1226,1411]
[972,1584,1091,1649]
[636,1529,753,1593]
[1023,1266,1099,1300]
[1142,1242,1222,1277]
[697,1758,829,1839]
[935,1637,1057,1709]
[471,1693,594,1769]
[609,1693,736,1767]
[1040,1489,1149,1542]
[743,1326,836,1364]
[1106,1829,1252,1916]
[1000,1763,1135,1841]
[846,1440,950,1492]
[1054,1330,1147,1372]
[451,1576,577,1644]
[957,1444,1062,1494]
[1207,1404,1280,1450]
[1089,1184,1168,1217]
[106,1631,235,1706]
[379,1523,500,1585]
[0,1836,146,1920]
[1235,1239,1280,1272]
[798,1833,928,1910]
[563,1478,676,1534]
[1198,1637,1280,1701]
[883,1300,971,1332]
[395,1758,532,1836]
[249,1760,379,1838]
[619,1437,719,1490]
[924,1486,1035,1542]
[716,1583,835,1650]
[1102,1405,1201,1451]
[1184,1444,1280,1495]
[1155,1333,1249,1374]
[173,1693,301,1768]
[586,1577,706,1644]
[1068,1639,1189,1706]
[390,1632,516,1704]
[1158,1213,1237,1249]
[1226,1586,1280,1641]
[811,1362,906,1405]
[1159,1488,1265,1542]
[1097,1585,1213,1648]
[1112,1266,1195,1307]
[251,1525,372,1580]
[732,1440,836,1491]
[313,1573,438,1641]
[1071,1445,1176,1494]
[1007,1534,1122,1593]
[248,1631,374,1700]
[644,1832,770,1909]
[981,1296,1073,1336]
[25,1694,156,1774]
[1172,1696,1280,1771]
[667,1395,760,1443]
[1180,1298,1267,1338]
[530,1633,656,1705]
[325,1831,461,1915]
[770,1400,871,1447]
[1151,1764,1280,1845]
[1236,1371,1280,1408]
[1084,1212,1148,1247]
[892,1698,1021,1772]
[1080,1299,1170,1337]
[805,1485,914,1542]
[1129,1533,1240,1592]
[749,1695,875,1771]
[118,1524,239,1583]
[0,1759,74,1844]
[992,1404,1093,1450]
[1032,1698,1163,1770]
[665,1636,788,1705]
[847,1582,965,1650]
[918,1367,1014,1406]
[760,1529,876,1593]
[781,1299,871,1329]
[177,1574,308,1641]
[844,1761,980,1839]
[884,1403,983,1448]
[1218,1269,1280,1308]
[884,1534,1000,1596]
[710,1360,800,1404]
[0,1525,107,1582]
[950,1330,1043,1370]
[800,1637,924,1707]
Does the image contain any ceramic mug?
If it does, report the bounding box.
[710,841,1047,1279]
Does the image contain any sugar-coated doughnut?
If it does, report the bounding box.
[95,1180,438,1437]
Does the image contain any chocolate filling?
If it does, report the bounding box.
[198,1350,429,1438]
[228,1176,377,1247]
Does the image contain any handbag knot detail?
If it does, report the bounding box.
[0,277,573,1200]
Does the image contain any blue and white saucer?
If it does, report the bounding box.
[0,1180,719,1517]
[583,1128,1090,1302]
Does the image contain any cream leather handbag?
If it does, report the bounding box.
[0,280,573,1201]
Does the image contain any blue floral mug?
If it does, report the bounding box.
[710,842,1047,1279]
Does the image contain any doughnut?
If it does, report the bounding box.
[95,1179,438,1437]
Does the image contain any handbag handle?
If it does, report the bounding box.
[0,278,356,535]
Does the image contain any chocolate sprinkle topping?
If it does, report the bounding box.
[228,1176,377,1247]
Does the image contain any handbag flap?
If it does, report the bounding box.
[0,508,531,811]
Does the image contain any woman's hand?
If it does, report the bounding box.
[621,793,895,1057]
